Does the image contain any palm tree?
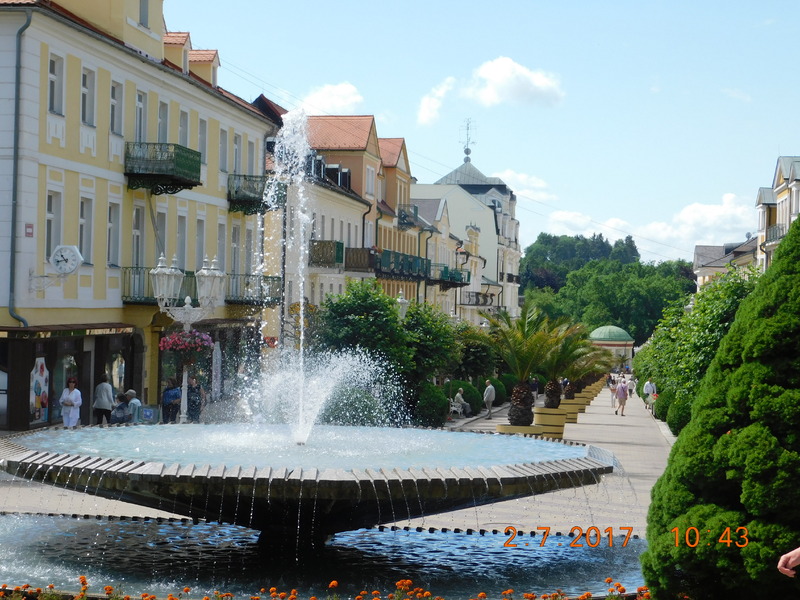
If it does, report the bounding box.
[482,302,554,426]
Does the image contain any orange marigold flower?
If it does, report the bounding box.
[478,594,487,600]
[423,593,431,599]
[604,578,613,584]
[329,582,338,590]
[356,596,363,600]
[184,589,191,594]
[48,585,55,590]
[36,589,43,594]
[310,597,317,600]
[124,596,132,600]
[269,589,277,594]
[388,595,395,599]
[203,597,211,600]
[79,576,88,585]
[279,593,287,600]
[22,585,30,590]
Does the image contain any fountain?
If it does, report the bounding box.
[0,110,621,595]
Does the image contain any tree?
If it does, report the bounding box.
[642,223,800,598]
[483,301,554,426]
[450,322,496,381]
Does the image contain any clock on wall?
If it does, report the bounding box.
[49,245,83,274]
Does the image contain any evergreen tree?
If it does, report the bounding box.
[642,222,800,598]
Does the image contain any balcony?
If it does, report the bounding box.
[429,263,471,289]
[227,174,287,214]
[344,247,378,272]
[505,272,520,284]
[376,250,430,280]
[121,267,280,307]
[461,291,494,306]
[766,223,787,244]
[309,240,344,268]
[124,142,202,195]
[397,204,419,231]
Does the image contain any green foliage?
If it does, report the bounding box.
[318,386,388,426]
[666,395,691,435]
[403,301,461,396]
[444,379,481,415]
[450,322,496,381]
[497,373,518,405]
[413,382,449,427]
[519,232,614,291]
[643,221,800,598]
[652,388,673,421]
[633,265,760,425]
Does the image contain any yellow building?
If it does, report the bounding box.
[755,157,800,270]
[0,0,282,429]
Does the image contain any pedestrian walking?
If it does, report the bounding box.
[615,377,629,416]
[483,380,496,420]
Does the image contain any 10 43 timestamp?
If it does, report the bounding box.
[504,526,634,548]
[671,526,749,547]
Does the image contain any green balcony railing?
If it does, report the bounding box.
[376,250,429,280]
[124,142,202,195]
[309,240,344,268]
[227,174,287,214]
[429,263,470,288]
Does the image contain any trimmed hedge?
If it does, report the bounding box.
[444,380,482,416]
[413,382,449,427]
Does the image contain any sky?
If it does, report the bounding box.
[163,0,800,263]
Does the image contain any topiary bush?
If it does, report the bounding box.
[497,373,518,405]
[666,395,691,435]
[444,379,481,416]
[413,381,449,427]
[642,219,800,599]
[653,388,674,422]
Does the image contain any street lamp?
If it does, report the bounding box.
[396,289,410,321]
[150,253,227,422]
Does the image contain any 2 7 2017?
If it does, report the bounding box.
[503,526,634,548]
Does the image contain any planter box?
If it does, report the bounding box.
[495,424,544,435]
[533,407,567,439]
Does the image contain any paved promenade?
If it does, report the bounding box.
[0,386,675,541]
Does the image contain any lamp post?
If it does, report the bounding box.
[150,253,226,423]
[396,289,410,321]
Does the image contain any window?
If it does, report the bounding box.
[320,215,325,240]
[244,228,253,274]
[155,210,166,260]
[135,91,147,142]
[107,202,120,265]
[216,223,226,272]
[219,128,228,172]
[132,207,145,267]
[195,218,205,271]
[177,215,187,269]
[231,225,240,274]
[233,134,242,173]
[365,165,375,196]
[247,140,255,175]
[157,101,168,143]
[347,223,351,247]
[80,68,95,126]
[198,119,207,163]
[179,110,189,147]
[310,212,316,239]
[79,197,92,261]
[139,0,149,27]
[46,191,62,258]
[48,55,64,114]
[110,81,123,134]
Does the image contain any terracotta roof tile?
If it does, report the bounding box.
[189,49,219,63]
[378,138,403,168]
[164,31,190,46]
[307,115,374,150]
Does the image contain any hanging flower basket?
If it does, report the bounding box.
[159,330,214,367]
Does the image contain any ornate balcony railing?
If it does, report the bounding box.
[121,267,280,307]
[344,247,377,272]
[397,204,419,231]
[461,291,494,306]
[124,142,202,195]
[309,240,344,268]
[429,263,470,289]
[766,223,787,244]
[376,250,430,280]
[227,174,287,214]
[226,273,281,306]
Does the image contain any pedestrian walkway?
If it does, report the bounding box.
[394,386,675,537]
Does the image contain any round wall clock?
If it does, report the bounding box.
[49,245,83,274]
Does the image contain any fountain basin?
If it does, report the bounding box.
[0,425,613,547]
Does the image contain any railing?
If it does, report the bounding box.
[766,223,787,244]
[397,204,418,231]
[227,174,287,214]
[309,240,344,268]
[376,250,430,280]
[124,142,201,195]
[461,291,494,306]
[505,272,520,283]
[226,273,281,306]
[121,267,280,307]
[429,263,470,287]
[344,247,377,272]
[121,267,197,305]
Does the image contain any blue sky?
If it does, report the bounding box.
[163,1,799,262]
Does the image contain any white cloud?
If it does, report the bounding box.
[417,77,456,125]
[722,88,752,103]
[462,56,564,107]
[300,82,363,114]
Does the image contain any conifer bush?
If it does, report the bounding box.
[642,220,800,599]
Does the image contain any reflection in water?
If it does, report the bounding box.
[0,515,645,598]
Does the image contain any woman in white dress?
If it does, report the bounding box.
[59,376,82,428]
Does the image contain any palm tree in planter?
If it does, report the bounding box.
[564,345,616,399]
[539,322,600,408]
[482,302,554,426]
